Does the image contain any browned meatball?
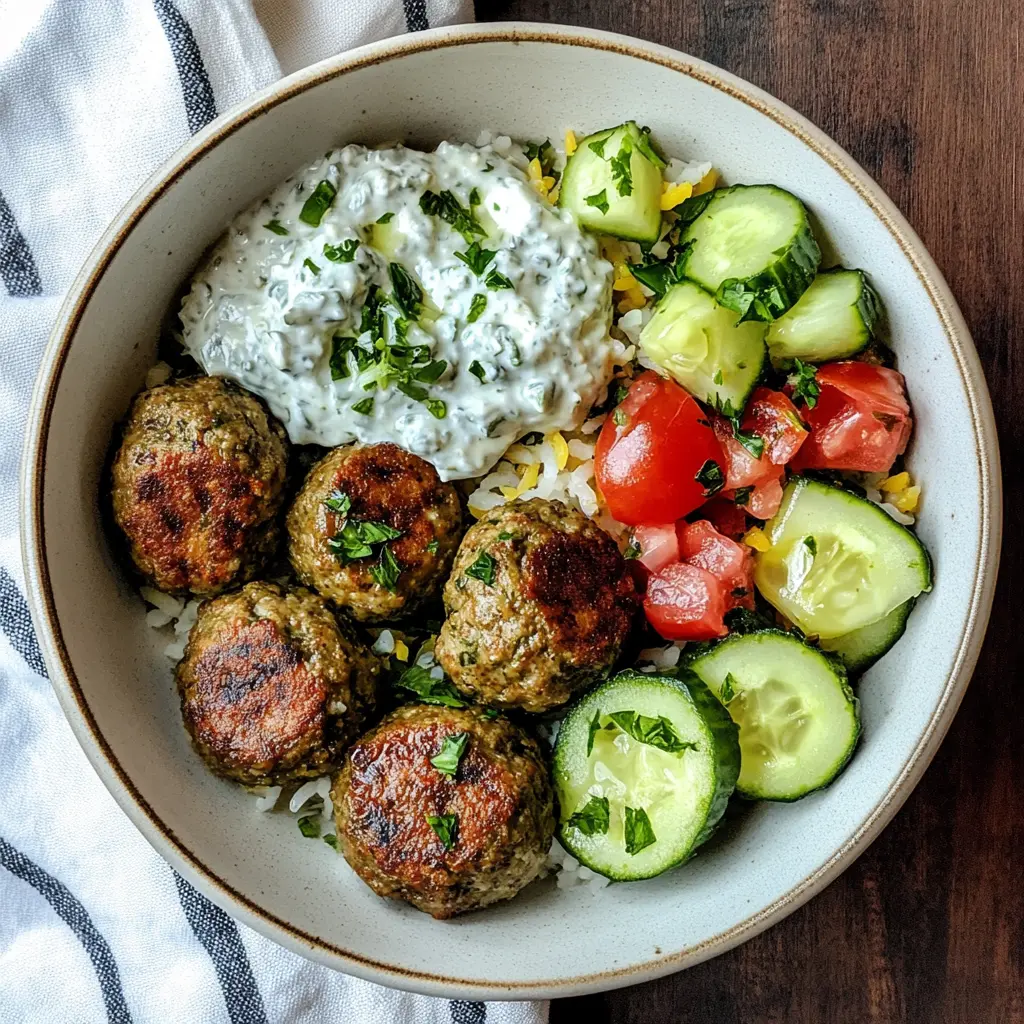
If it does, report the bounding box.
[286,443,462,623]
[110,376,289,597]
[176,581,381,785]
[435,498,639,713]
[332,703,554,918]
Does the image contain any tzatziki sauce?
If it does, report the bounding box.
[179,141,615,480]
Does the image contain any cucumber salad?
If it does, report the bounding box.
[544,120,931,881]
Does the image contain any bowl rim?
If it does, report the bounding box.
[19,20,1002,1000]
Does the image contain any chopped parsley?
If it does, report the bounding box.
[327,519,402,564]
[496,531,514,541]
[264,219,289,235]
[376,211,395,223]
[464,551,496,586]
[425,813,458,851]
[322,489,352,515]
[323,238,359,263]
[389,263,423,320]
[588,137,608,158]
[393,665,466,707]
[454,241,497,276]
[329,335,357,380]
[731,421,765,460]
[469,187,482,206]
[469,360,487,383]
[370,543,401,592]
[609,139,634,197]
[789,358,820,409]
[606,710,698,755]
[482,708,500,720]
[352,396,374,415]
[323,833,339,850]
[713,369,724,386]
[298,815,321,839]
[425,399,447,420]
[613,407,629,426]
[484,268,513,290]
[426,539,440,555]
[430,732,470,777]
[804,535,818,557]
[587,709,602,757]
[629,240,693,297]
[467,293,487,322]
[584,189,610,215]
[414,359,447,384]
[623,537,641,560]
[624,806,657,855]
[419,189,485,243]
[733,486,753,506]
[567,796,610,837]
[524,139,559,182]
[303,257,321,275]
[719,673,740,704]
[298,179,337,227]
[696,458,725,497]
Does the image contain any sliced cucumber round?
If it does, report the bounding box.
[681,185,821,322]
[553,669,739,881]
[753,476,932,639]
[766,268,882,364]
[639,280,767,414]
[558,122,665,243]
[820,598,915,676]
[688,630,860,801]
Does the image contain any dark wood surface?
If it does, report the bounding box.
[473,2,1021,1021]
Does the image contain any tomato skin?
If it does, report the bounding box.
[644,561,728,641]
[743,387,808,465]
[595,372,721,526]
[791,362,912,473]
[678,520,755,610]
[632,524,680,575]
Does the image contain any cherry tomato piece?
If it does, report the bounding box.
[644,561,728,641]
[700,498,748,540]
[678,520,755,610]
[743,387,808,465]
[632,524,680,575]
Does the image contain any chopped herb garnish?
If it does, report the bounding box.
[370,544,402,592]
[567,795,610,837]
[299,179,337,227]
[323,833,339,849]
[696,458,725,497]
[623,538,642,560]
[587,709,602,757]
[713,369,724,386]
[629,239,693,297]
[485,268,513,290]
[496,531,514,541]
[804,535,818,557]
[613,407,629,427]
[454,241,497,276]
[469,187,482,206]
[298,815,321,839]
[789,358,820,409]
[469,360,487,383]
[323,489,351,515]
[264,219,289,235]
[482,708,500,720]
[467,293,487,322]
[624,806,657,855]
[731,421,765,460]
[419,189,485,243]
[393,665,466,707]
[389,262,423,320]
[303,257,321,275]
[733,486,753,506]
[520,431,543,445]
[464,551,496,586]
[376,211,395,223]
[720,672,740,704]
[352,396,374,415]
[430,732,470,777]
[425,399,447,420]
[329,335,357,380]
[609,140,634,197]
[426,539,440,555]
[425,813,458,851]
[606,710,698,755]
[584,189,610,215]
[414,359,448,384]
[327,519,402,564]
[589,137,608,158]
[323,238,360,262]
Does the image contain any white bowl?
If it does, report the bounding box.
[20,22,1001,1000]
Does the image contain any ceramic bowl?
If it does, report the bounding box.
[20,22,1001,1000]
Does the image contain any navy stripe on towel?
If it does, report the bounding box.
[403,0,430,32]
[451,1001,487,1024]
[0,567,47,677]
[153,0,217,134]
[174,873,268,1024]
[0,836,133,1024]
[0,190,42,297]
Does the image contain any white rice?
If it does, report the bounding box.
[545,838,611,893]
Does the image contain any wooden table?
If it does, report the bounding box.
[472,3,1020,1020]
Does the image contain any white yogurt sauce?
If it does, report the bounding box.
[179,141,615,480]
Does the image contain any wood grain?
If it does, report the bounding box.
[473,1,1023,1020]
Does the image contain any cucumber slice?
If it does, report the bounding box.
[553,669,739,881]
[559,122,665,243]
[753,476,932,640]
[820,598,915,675]
[766,268,882,364]
[681,185,821,321]
[688,630,860,801]
[639,280,767,413]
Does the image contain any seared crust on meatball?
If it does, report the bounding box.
[176,581,381,785]
[111,376,289,597]
[332,703,554,918]
[287,443,462,623]
[435,498,639,713]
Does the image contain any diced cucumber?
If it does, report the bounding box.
[766,268,882,364]
[639,280,767,413]
[553,669,739,881]
[681,185,821,321]
[688,630,860,801]
[559,122,666,243]
[820,598,915,676]
[753,476,932,640]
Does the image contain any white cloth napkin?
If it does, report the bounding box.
[0,2,549,1021]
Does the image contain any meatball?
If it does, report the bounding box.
[435,498,639,713]
[176,581,381,785]
[332,703,554,918]
[287,443,462,623]
[110,376,289,597]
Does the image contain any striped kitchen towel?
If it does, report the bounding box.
[0,2,546,1022]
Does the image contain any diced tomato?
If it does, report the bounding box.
[791,362,912,473]
[678,520,755,610]
[744,471,786,520]
[628,524,680,583]
[644,561,728,641]
[712,416,775,489]
[700,498,748,539]
[595,372,722,526]
[743,387,808,465]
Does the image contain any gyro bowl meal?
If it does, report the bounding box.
[105,117,936,920]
